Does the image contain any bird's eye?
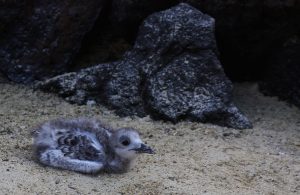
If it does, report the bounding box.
[120,136,131,146]
[122,139,130,146]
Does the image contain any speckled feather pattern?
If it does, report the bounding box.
[33,118,152,174]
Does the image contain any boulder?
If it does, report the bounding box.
[0,0,105,83]
[37,3,252,129]
[108,0,300,81]
[37,63,114,104]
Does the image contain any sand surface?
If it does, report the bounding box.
[0,81,299,195]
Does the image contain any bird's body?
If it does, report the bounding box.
[33,118,154,174]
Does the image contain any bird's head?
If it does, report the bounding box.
[110,128,154,160]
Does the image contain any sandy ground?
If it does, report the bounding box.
[0,81,299,195]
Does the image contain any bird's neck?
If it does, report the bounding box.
[106,154,131,173]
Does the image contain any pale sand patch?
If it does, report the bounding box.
[0,82,299,194]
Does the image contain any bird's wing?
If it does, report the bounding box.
[56,131,105,162]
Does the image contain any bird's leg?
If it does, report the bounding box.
[38,149,103,174]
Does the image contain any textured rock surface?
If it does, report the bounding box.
[0,0,105,83]
[37,3,252,129]
[108,0,300,81]
[37,63,114,104]
[260,36,300,108]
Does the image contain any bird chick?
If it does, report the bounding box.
[33,118,154,174]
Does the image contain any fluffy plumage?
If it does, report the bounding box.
[33,118,154,174]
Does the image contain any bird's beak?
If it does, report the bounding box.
[132,143,155,154]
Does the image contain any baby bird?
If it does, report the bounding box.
[33,118,154,174]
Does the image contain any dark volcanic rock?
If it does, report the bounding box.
[108,0,300,81]
[37,3,252,129]
[260,36,300,108]
[37,63,114,104]
[0,0,105,83]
